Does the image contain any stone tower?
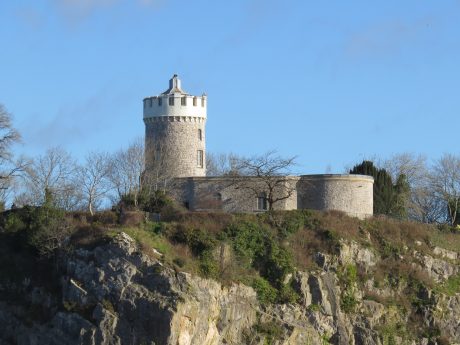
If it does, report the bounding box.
[143,75,207,178]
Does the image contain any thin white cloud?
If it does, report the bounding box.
[52,0,164,24]
[21,88,127,149]
[138,0,164,8]
[53,0,119,24]
[345,17,436,59]
[16,6,44,29]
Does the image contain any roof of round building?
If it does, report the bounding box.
[161,74,189,95]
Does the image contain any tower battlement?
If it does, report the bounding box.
[143,75,207,120]
[144,75,207,178]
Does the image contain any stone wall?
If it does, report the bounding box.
[170,174,373,218]
[145,116,206,178]
[173,176,299,212]
[297,174,374,219]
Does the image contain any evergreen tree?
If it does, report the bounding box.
[350,160,408,218]
[393,174,410,219]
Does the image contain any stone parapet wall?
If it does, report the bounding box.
[169,175,373,218]
[172,176,299,212]
[297,174,373,219]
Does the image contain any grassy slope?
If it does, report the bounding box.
[1,207,460,340]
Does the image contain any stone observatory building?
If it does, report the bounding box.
[143,75,374,219]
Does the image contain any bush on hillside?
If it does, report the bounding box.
[3,205,73,257]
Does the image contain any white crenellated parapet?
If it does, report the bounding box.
[143,74,207,178]
[143,95,207,119]
[143,74,207,120]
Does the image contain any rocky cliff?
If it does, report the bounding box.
[1,229,459,345]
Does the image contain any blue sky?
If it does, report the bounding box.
[1,0,459,173]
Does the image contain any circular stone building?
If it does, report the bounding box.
[297,174,374,219]
[143,75,207,177]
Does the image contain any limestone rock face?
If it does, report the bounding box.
[1,233,460,345]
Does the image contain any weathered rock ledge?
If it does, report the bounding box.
[1,233,459,345]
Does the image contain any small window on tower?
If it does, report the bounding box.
[193,97,197,106]
[181,96,187,106]
[169,97,174,106]
[158,97,162,106]
[198,129,202,140]
[197,150,204,168]
[201,98,205,107]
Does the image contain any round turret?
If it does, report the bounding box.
[143,75,207,178]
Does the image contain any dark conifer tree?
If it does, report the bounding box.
[350,160,408,218]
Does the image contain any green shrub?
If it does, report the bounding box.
[4,211,26,233]
[341,293,358,313]
[199,250,218,278]
[308,303,320,312]
[435,274,460,296]
[143,190,173,213]
[338,264,357,286]
[252,277,277,305]
[338,264,358,313]
[277,210,314,238]
[278,283,300,304]
[188,228,216,256]
[173,257,186,268]
[147,221,171,236]
[26,205,72,257]
[254,320,284,344]
[224,220,269,265]
[224,220,295,299]
[258,242,294,289]
[91,211,118,225]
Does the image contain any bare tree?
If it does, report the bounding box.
[206,152,242,176]
[0,105,22,207]
[431,154,460,225]
[143,141,174,194]
[108,138,144,206]
[76,151,112,215]
[234,150,297,211]
[382,153,435,222]
[382,153,428,187]
[19,147,80,209]
[411,182,445,224]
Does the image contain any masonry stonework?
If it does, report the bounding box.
[297,175,374,219]
[143,75,206,178]
[173,177,299,213]
[145,117,206,177]
[143,76,374,219]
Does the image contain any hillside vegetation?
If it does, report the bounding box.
[1,205,460,344]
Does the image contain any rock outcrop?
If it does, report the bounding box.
[1,232,460,345]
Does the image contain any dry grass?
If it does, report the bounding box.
[173,212,235,237]
[69,226,115,249]
[314,210,362,240]
[430,230,460,252]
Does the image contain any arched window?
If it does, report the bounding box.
[198,129,202,140]
[257,192,267,211]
